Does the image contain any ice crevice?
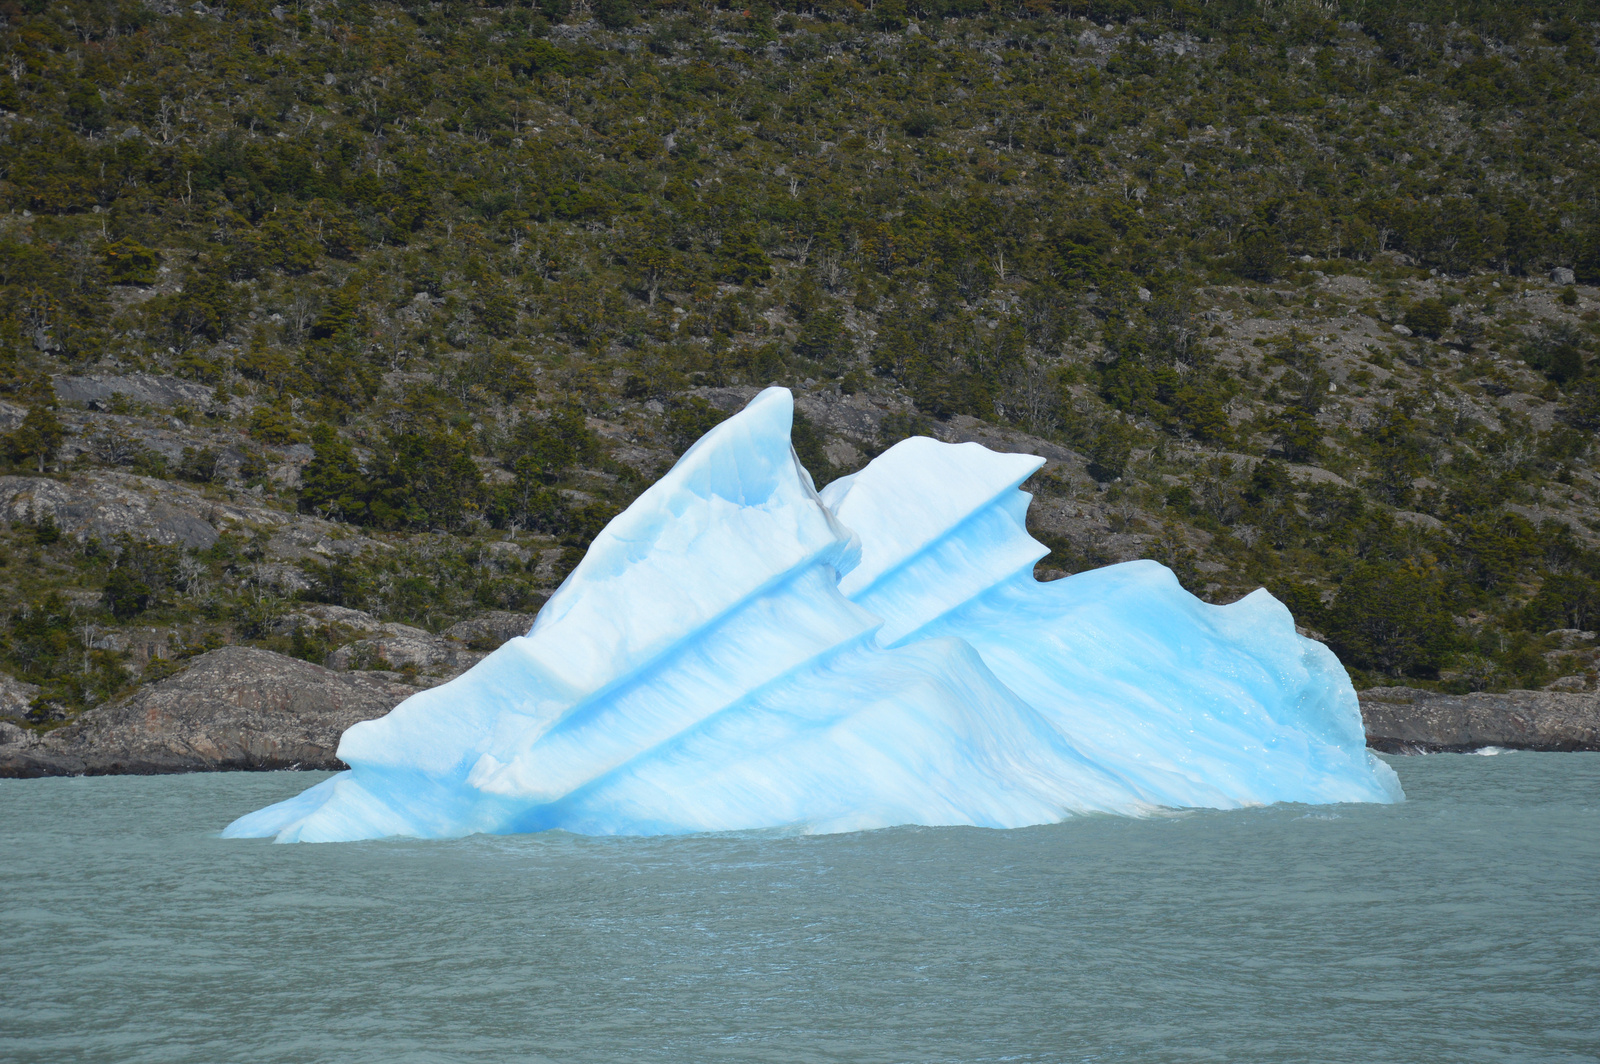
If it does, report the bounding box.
[225,386,1401,843]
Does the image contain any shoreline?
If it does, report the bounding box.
[4,647,1597,779]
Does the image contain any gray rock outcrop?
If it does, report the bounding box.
[0,672,42,722]
[52,373,216,412]
[324,623,487,674]
[443,610,537,648]
[277,605,534,672]
[0,646,414,777]
[0,472,225,548]
[0,471,379,559]
[1360,686,1600,753]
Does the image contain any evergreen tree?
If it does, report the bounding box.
[300,424,367,523]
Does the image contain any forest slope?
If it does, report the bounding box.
[2,0,1600,732]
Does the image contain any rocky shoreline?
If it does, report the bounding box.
[0,647,414,777]
[1358,686,1600,754]
[2,647,1597,779]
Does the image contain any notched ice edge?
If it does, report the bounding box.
[225,386,1402,845]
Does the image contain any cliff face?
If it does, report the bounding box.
[1359,687,1600,753]
[0,646,413,777]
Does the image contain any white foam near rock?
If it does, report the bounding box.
[226,388,1401,843]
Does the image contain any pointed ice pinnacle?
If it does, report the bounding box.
[226,387,1399,843]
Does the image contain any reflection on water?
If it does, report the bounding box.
[2,753,1597,1064]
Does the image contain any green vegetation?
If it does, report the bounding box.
[3,0,1600,722]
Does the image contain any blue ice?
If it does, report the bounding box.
[225,387,1400,843]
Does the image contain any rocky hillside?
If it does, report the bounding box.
[3,0,1600,743]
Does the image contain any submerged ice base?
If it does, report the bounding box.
[226,388,1400,843]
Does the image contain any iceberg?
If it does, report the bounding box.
[226,387,1400,843]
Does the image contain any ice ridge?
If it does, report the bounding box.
[226,387,1399,843]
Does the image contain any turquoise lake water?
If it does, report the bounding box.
[2,752,1597,1063]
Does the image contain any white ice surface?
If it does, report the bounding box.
[226,388,1399,844]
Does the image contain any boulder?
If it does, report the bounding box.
[0,472,222,548]
[292,609,537,672]
[1550,267,1576,286]
[272,603,384,635]
[1360,686,1600,753]
[0,721,87,775]
[0,646,415,777]
[85,626,178,667]
[324,623,486,675]
[0,672,41,722]
[443,610,539,649]
[52,373,215,412]
[1545,675,1589,693]
[1546,628,1596,649]
[0,471,379,557]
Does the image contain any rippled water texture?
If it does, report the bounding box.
[3,753,1597,1063]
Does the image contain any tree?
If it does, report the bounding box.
[247,403,302,445]
[624,242,675,306]
[260,220,318,274]
[175,447,222,484]
[6,384,65,473]
[491,406,599,530]
[665,397,728,454]
[594,0,635,29]
[713,228,772,286]
[237,336,298,395]
[1564,382,1600,431]
[365,431,484,531]
[1364,400,1426,506]
[1402,298,1451,340]
[1524,323,1587,384]
[1272,365,1326,462]
[1324,560,1454,678]
[872,0,906,31]
[299,425,366,522]
[104,568,152,619]
[1086,419,1134,483]
[1450,511,1535,591]
[309,285,362,341]
[794,310,850,374]
[473,281,518,338]
[501,408,598,482]
[102,238,158,285]
[790,409,835,486]
[160,266,236,351]
[1238,229,1288,282]
[1274,406,1321,463]
[1522,573,1600,631]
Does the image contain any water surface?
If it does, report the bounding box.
[2,753,1596,1063]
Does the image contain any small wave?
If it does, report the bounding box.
[1471,746,1513,756]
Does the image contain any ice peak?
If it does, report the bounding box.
[822,436,1046,644]
[528,386,860,693]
